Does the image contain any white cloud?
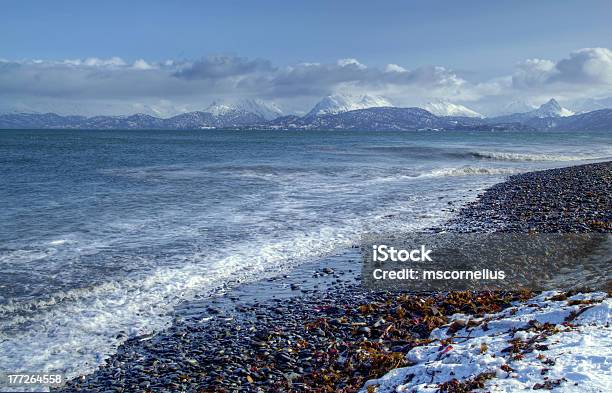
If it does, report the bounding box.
[512,48,612,88]
[82,57,127,67]
[385,63,407,73]
[173,55,275,80]
[1,48,611,116]
[553,47,612,84]
[132,59,154,70]
[512,58,556,88]
[337,58,367,69]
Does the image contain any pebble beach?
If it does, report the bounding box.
[54,161,611,392]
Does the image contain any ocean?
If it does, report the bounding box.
[0,128,610,382]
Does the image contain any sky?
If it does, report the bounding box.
[1,0,612,116]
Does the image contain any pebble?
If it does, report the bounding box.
[54,162,611,393]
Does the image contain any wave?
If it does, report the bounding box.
[365,166,521,184]
[420,166,521,177]
[0,208,450,385]
[470,151,610,162]
[0,230,351,382]
[363,145,611,163]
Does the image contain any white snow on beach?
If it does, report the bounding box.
[362,291,611,392]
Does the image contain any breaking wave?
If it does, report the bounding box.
[420,166,521,177]
[470,151,610,162]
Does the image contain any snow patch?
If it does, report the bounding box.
[362,292,610,393]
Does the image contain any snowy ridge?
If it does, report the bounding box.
[306,94,392,117]
[491,99,574,124]
[234,99,283,120]
[424,100,483,118]
[204,102,238,117]
[362,291,611,393]
[2,96,612,130]
[529,99,574,118]
[204,98,283,120]
[500,101,537,116]
[568,97,612,114]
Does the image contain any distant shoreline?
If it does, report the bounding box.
[2,105,612,132]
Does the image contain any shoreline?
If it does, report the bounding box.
[52,161,611,392]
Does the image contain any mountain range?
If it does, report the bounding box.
[487,99,574,123]
[1,95,611,132]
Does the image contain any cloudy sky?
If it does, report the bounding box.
[1,0,612,116]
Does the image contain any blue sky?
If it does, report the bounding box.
[1,1,611,116]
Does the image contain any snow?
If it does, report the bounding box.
[531,99,574,118]
[362,292,611,393]
[424,100,483,118]
[500,101,538,116]
[204,98,283,120]
[490,98,575,122]
[231,98,283,120]
[204,101,236,117]
[306,94,392,117]
[487,99,574,118]
[568,97,612,113]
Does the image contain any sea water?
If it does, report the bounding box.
[0,128,610,384]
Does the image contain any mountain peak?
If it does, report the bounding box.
[204,99,283,120]
[542,98,561,110]
[233,98,283,120]
[424,99,483,118]
[306,94,392,117]
[533,98,574,118]
[204,101,235,117]
[498,101,537,116]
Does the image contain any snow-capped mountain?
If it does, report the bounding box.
[234,99,283,120]
[529,98,574,118]
[201,102,230,117]
[424,100,483,118]
[499,101,537,116]
[567,97,612,114]
[205,99,282,120]
[194,98,283,127]
[306,94,392,117]
[2,96,611,131]
[490,98,574,124]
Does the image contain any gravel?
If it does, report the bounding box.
[54,162,611,392]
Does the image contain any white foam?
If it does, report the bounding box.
[0,205,457,389]
[0,249,55,265]
[471,151,611,162]
[48,239,69,246]
[420,166,522,177]
[0,156,508,389]
[359,167,521,185]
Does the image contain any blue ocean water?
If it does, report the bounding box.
[0,129,610,381]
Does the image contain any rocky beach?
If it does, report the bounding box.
[53,161,611,393]
[4,4,612,392]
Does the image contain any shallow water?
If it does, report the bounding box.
[0,128,610,382]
